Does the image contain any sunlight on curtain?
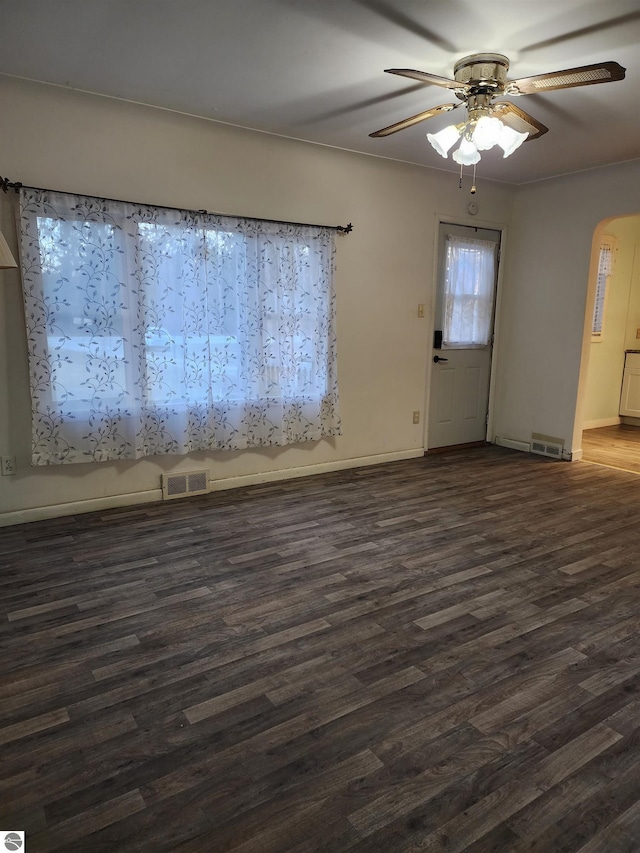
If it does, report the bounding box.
[443,235,496,347]
[18,188,341,464]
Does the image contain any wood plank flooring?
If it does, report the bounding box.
[2,445,640,852]
[582,424,640,474]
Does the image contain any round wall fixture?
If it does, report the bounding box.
[468,201,479,215]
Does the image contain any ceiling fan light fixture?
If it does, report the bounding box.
[471,116,503,151]
[497,124,529,157]
[426,124,462,158]
[372,53,625,180]
[452,136,481,165]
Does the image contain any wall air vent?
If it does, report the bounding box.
[162,470,209,500]
[530,432,564,459]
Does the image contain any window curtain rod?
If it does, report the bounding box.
[0,177,353,234]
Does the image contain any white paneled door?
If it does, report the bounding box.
[428,223,501,450]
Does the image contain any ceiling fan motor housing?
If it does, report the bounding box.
[454,53,510,90]
[453,53,511,123]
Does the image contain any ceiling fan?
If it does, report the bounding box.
[370,53,626,166]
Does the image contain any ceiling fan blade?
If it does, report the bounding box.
[385,68,463,90]
[492,102,548,140]
[369,103,460,138]
[508,61,625,95]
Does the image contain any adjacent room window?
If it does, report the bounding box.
[18,188,341,464]
[591,235,616,340]
[443,235,497,347]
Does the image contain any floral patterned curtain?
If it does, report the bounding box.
[443,235,496,348]
[591,236,616,337]
[18,188,341,465]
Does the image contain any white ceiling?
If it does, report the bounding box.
[1,0,639,184]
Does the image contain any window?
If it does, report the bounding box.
[443,235,497,347]
[591,236,616,340]
[19,189,341,464]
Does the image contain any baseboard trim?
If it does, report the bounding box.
[0,489,163,528]
[494,436,531,453]
[208,448,425,492]
[0,448,425,527]
[583,417,621,429]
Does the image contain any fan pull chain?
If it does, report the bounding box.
[471,163,477,194]
[459,162,464,189]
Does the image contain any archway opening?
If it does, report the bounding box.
[576,213,640,473]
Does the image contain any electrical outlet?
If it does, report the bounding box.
[412,411,420,424]
[1,456,16,476]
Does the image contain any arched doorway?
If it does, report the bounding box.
[577,213,640,473]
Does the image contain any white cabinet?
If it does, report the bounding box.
[620,352,640,417]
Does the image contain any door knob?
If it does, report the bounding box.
[433,355,449,363]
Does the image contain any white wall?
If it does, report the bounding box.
[0,76,515,522]
[492,160,640,456]
[582,216,640,426]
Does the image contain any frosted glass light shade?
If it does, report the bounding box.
[472,116,503,151]
[0,231,17,269]
[498,124,528,157]
[452,137,481,165]
[427,124,462,158]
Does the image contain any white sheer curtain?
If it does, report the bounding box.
[592,238,615,337]
[18,188,341,465]
[443,235,496,347]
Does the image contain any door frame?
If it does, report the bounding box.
[424,213,509,451]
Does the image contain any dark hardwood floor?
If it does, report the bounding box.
[2,445,640,852]
[582,424,640,474]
